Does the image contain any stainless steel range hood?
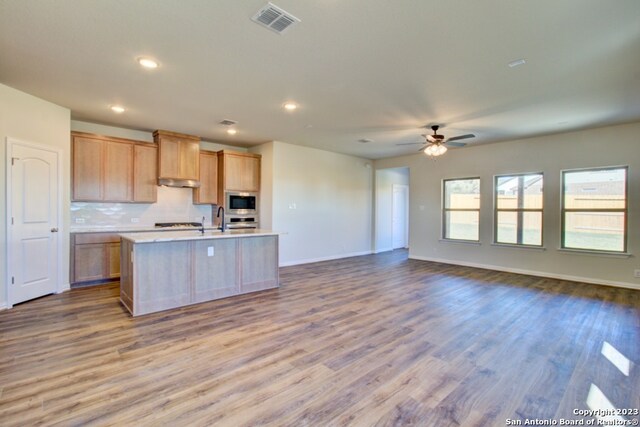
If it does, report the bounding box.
[157,178,201,188]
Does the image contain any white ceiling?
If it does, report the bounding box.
[1,0,639,159]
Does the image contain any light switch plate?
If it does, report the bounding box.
[207,246,214,257]
[131,218,140,223]
[75,218,85,224]
[634,269,640,278]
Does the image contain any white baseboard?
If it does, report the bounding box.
[374,247,393,254]
[409,255,640,291]
[280,250,373,267]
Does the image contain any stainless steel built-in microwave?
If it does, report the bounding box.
[225,192,258,215]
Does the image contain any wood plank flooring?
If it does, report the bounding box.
[1,250,639,426]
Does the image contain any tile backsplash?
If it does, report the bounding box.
[71,186,214,227]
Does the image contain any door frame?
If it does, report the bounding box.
[5,137,63,308]
[391,184,409,249]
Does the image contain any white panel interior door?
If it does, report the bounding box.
[8,141,60,305]
[392,184,409,249]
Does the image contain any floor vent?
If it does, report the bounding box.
[251,3,300,34]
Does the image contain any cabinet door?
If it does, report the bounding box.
[134,241,192,314]
[158,138,180,178]
[179,140,200,180]
[107,242,121,279]
[104,141,133,201]
[74,243,107,282]
[193,152,217,204]
[224,154,244,191]
[73,137,104,201]
[133,144,157,202]
[243,156,260,192]
[240,236,278,293]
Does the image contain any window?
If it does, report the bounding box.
[495,173,543,246]
[443,178,480,241]
[561,167,627,252]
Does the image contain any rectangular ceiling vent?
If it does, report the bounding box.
[219,119,237,126]
[251,3,300,34]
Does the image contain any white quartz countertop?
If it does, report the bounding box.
[119,229,278,243]
[70,226,219,233]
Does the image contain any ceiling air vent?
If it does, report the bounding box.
[251,3,300,34]
[219,119,237,126]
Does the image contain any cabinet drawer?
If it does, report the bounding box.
[74,233,121,245]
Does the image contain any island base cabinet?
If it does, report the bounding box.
[120,240,134,312]
[121,235,279,316]
[120,240,192,316]
[240,236,278,293]
[193,239,239,303]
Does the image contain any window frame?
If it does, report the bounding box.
[560,165,628,254]
[442,177,481,243]
[493,172,544,247]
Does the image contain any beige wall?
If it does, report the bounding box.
[270,141,373,266]
[375,121,640,289]
[1,84,71,307]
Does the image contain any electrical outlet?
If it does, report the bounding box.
[634,269,640,278]
[75,218,85,224]
[288,203,297,210]
[207,246,214,257]
[131,218,140,223]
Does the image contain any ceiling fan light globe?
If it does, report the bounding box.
[424,143,447,157]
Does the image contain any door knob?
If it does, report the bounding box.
[51,228,58,232]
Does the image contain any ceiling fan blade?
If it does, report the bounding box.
[446,133,475,143]
[417,145,428,152]
[445,141,467,147]
[426,135,437,143]
[396,142,424,146]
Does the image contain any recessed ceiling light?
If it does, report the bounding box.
[227,128,237,135]
[110,105,125,113]
[508,58,526,68]
[137,57,159,69]
[283,102,298,111]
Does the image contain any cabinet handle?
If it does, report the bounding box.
[51,228,59,233]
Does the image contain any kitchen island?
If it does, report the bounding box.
[119,229,279,316]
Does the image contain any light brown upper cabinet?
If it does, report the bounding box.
[133,144,158,202]
[154,130,200,181]
[72,134,104,201]
[71,132,157,203]
[217,151,261,195]
[104,140,133,201]
[193,151,218,204]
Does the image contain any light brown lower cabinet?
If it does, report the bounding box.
[120,235,279,316]
[71,233,121,285]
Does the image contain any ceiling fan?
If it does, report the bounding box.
[398,125,475,157]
